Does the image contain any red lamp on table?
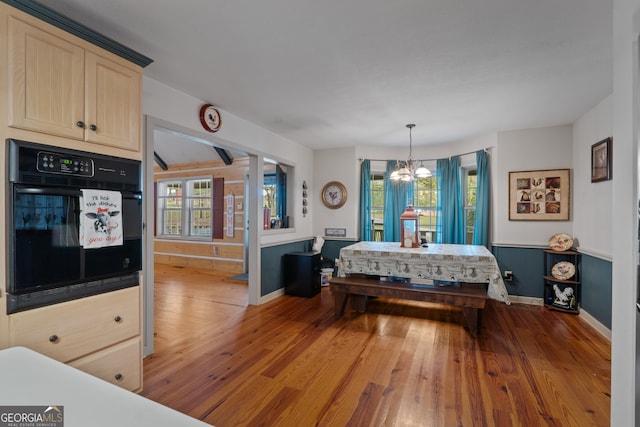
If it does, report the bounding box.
[400,204,419,248]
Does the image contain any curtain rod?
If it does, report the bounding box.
[358,146,495,162]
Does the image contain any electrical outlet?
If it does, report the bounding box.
[504,270,513,281]
[214,246,219,256]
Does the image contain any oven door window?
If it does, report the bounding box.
[12,190,82,292]
[11,187,142,295]
[84,196,142,276]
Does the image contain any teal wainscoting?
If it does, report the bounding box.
[321,239,358,267]
[492,246,544,298]
[260,239,359,297]
[492,245,612,329]
[581,253,612,329]
[260,239,313,296]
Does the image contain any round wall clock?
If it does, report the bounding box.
[199,104,222,132]
[322,181,347,209]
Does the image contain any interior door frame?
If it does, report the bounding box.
[143,115,260,356]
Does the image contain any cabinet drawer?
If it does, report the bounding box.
[69,337,141,392]
[8,287,140,363]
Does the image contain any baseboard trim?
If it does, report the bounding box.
[260,288,285,304]
[579,308,612,341]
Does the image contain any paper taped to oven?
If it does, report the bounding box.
[79,189,123,249]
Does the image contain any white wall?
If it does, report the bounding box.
[313,147,358,239]
[611,0,640,422]
[322,126,574,247]
[571,95,613,259]
[494,125,574,246]
[143,77,315,242]
[315,126,586,250]
[312,133,498,239]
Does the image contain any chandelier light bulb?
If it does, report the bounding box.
[415,163,431,178]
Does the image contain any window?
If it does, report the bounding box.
[263,173,277,219]
[263,163,288,229]
[413,175,439,243]
[157,180,183,236]
[189,179,212,236]
[157,177,224,239]
[367,163,479,244]
[463,168,477,244]
[370,173,385,240]
[368,169,441,243]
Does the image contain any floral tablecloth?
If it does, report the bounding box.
[337,241,510,304]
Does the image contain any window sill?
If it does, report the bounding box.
[261,227,295,236]
[155,236,212,242]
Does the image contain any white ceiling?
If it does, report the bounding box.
[38,0,612,157]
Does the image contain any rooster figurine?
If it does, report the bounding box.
[552,284,575,308]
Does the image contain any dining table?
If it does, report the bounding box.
[336,241,511,304]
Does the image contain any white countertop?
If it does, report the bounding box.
[0,346,210,427]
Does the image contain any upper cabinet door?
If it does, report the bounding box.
[8,17,85,140]
[85,51,141,152]
[7,15,142,154]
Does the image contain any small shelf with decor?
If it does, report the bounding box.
[543,248,581,314]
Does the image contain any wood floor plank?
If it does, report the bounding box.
[141,264,611,426]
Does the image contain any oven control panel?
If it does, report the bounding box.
[36,151,95,177]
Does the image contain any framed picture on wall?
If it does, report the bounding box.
[508,168,571,221]
[591,137,612,182]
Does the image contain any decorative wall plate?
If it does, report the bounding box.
[551,261,575,281]
[548,233,573,251]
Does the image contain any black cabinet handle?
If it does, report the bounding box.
[114,315,122,323]
[89,124,97,131]
[114,373,123,381]
[76,121,85,128]
[49,335,58,343]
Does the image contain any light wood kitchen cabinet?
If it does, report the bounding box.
[84,50,141,150]
[69,337,141,392]
[8,287,141,391]
[8,15,141,152]
[0,1,150,394]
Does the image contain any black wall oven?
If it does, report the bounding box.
[6,139,143,313]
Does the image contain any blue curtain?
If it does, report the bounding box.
[383,161,414,242]
[473,150,490,247]
[275,165,286,220]
[359,160,372,241]
[439,156,465,244]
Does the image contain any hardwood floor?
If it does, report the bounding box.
[141,264,611,426]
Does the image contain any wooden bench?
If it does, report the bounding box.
[329,276,488,336]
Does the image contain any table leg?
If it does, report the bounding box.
[461,307,480,336]
[333,292,348,319]
[350,295,367,313]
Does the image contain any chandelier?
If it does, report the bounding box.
[390,124,431,181]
